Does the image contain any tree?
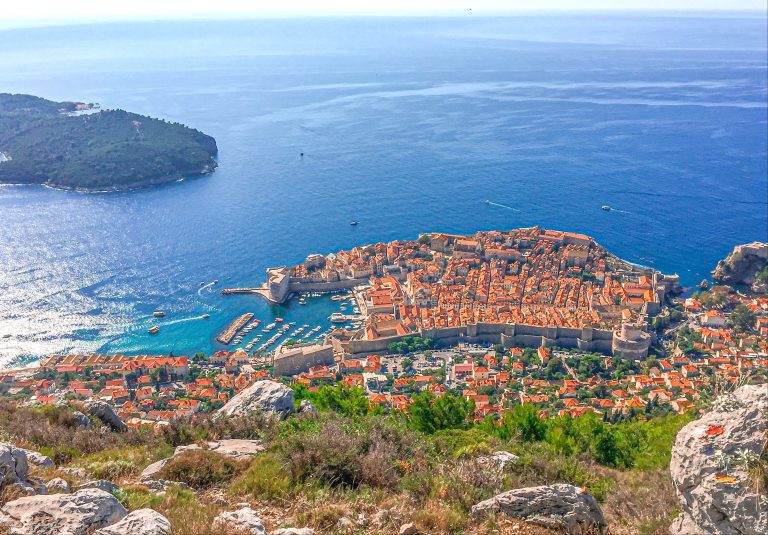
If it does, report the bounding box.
[503,403,547,441]
[407,392,474,434]
[730,304,756,332]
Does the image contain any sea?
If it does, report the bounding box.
[0,13,766,367]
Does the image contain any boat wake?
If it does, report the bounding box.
[161,315,210,326]
[198,281,216,295]
[484,200,520,212]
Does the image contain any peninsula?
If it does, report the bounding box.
[224,227,683,360]
[0,93,218,191]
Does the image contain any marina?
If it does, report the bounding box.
[215,312,254,345]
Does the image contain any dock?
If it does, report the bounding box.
[221,288,261,295]
[216,312,254,345]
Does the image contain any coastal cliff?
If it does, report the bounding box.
[712,242,768,293]
[0,93,218,192]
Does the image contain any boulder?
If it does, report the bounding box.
[94,508,171,535]
[472,483,608,535]
[71,411,92,428]
[0,443,30,486]
[0,488,126,535]
[213,506,266,535]
[217,380,294,418]
[297,399,318,417]
[174,439,265,460]
[399,523,420,535]
[76,480,119,494]
[85,401,127,432]
[21,449,54,469]
[271,529,315,535]
[669,384,768,535]
[477,451,519,470]
[46,478,71,494]
[58,467,88,479]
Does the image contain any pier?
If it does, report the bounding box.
[216,313,254,345]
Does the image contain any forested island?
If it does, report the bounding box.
[0,93,218,191]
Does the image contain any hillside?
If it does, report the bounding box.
[0,94,218,191]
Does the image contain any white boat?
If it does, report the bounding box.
[329,312,347,323]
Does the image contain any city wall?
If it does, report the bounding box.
[344,322,626,358]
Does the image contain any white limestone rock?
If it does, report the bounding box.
[271,529,315,535]
[46,478,71,494]
[174,439,265,460]
[0,488,126,535]
[297,399,318,417]
[21,449,54,469]
[214,506,267,535]
[669,384,768,535]
[477,451,519,470]
[76,480,119,494]
[0,443,29,486]
[94,508,171,535]
[140,458,169,481]
[471,483,608,535]
[85,401,127,432]
[217,380,294,418]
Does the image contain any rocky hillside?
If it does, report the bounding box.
[0,380,759,534]
[712,242,768,294]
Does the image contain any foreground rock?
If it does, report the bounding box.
[174,439,265,459]
[0,443,47,496]
[0,443,30,486]
[472,483,608,535]
[669,384,768,535]
[76,480,119,494]
[477,451,519,470]
[217,380,294,418]
[94,508,171,535]
[213,505,267,535]
[46,478,71,494]
[21,449,54,468]
[0,488,126,535]
[85,401,127,431]
[272,529,315,535]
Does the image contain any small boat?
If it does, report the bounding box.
[202,314,210,319]
[275,318,284,323]
[213,280,218,284]
[153,311,165,318]
[350,220,358,226]
[329,312,347,323]
[299,298,307,305]
[601,205,612,211]
[148,326,160,334]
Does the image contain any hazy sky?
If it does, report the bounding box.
[2,0,766,24]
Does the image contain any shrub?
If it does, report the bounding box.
[229,452,292,500]
[158,450,244,489]
[278,414,423,489]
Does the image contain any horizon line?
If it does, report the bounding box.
[2,8,767,30]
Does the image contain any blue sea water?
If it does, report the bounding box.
[0,13,766,366]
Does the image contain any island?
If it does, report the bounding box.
[0,93,218,191]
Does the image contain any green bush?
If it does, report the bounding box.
[158,450,244,489]
[229,452,292,500]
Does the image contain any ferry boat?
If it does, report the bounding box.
[153,311,165,318]
[148,326,160,334]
